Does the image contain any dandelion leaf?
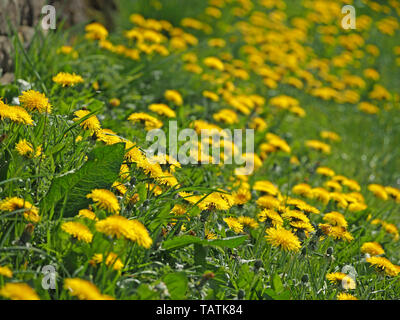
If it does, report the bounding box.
[41,143,125,217]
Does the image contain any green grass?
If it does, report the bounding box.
[0,0,399,300]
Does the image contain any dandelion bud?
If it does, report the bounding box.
[301,274,309,283]
[238,289,245,299]
[254,260,263,270]
[202,271,215,280]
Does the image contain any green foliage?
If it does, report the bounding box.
[162,235,247,250]
[41,143,125,217]
[0,0,399,302]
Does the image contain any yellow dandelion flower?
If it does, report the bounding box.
[316,166,335,177]
[256,195,281,209]
[96,129,123,145]
[73,110,101,133]
[57,45,74,54]
[19,90,51,113]
[311,187,330,204]
[14,139,43,159]
[342,179,361,192]
[282,209,310,223]
[385,186,400,200]
[128,112,163,130]
[325,180,342,192]
[292,183,313,197]
[319,223,353,242]
[253,180,279,196]
[347,201,367,212]
[184,63,203,74]
[232,187,251,205]
[0,100,33,125]
[381,222,399,240]
[326,272,346,283]
[205,229,218,240]
[181,17,204,30]
[85,22,108,41]
[258,209,283,226]
[205,6,221,18]
[90,252,124,271]
[188,192,234,211]
[320,131,341,142]
[289,105,306,117]
[266,133,291,153]
[290,221,315,233]
[323,212,348,228]
[208,38,226,48]
[366,256,399,276]
[148,103,176,118]
[0,283,40,300]
[64,278,113,300]
[288,199,320,214]
[77,209,98,221]
[361,242,384,256]
[15,139,34,157]
[368,184,388,200]
[213,109,238,124]
[223,217,243,233]
[0,266,12,278]
[265,227,301,252]
[52,72,84,87]
[171,204,187,216]
[337,293,358,300]
[95,215,153,248]
[249,117,267,132]
[305,140,331,154]
[61,221,93,243]
[0,197,40,223]
[203,56,225,71]
[86,189,120,214]
[269,95,299,109]
[202,90,219,101]
[164,90,183,106]
[358,102,379,114]
[237,216,259,229]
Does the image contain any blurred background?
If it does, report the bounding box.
[0,0,209,83]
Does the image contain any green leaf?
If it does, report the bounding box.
[163,272,188,300]
[271,273,284,294]
[135,284,159,300]
[57,101,104,143]
[162,235,247,250]
[263,288,278,300]
[205,235,247,248]
[0,148,11,182]
[162,235,203,250]
[41,143,125,217]
[194,243,207,266]
[276,290,291,300]
[137,183,148,203]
